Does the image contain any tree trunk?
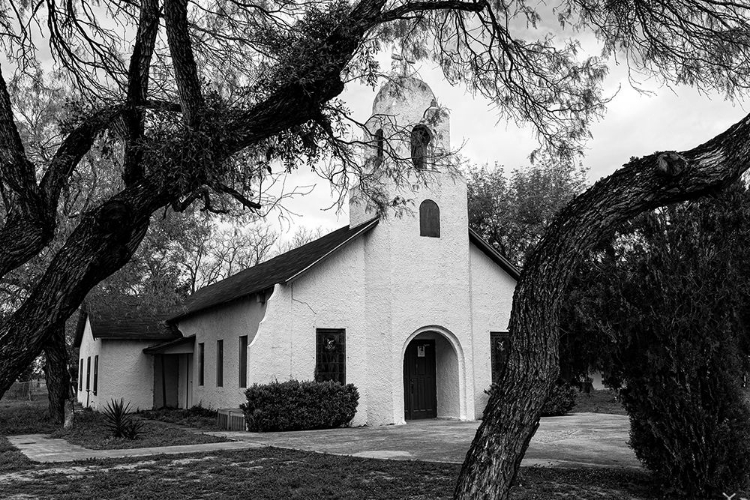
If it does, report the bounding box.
[0,186,158,398]
[43,324,70,424]
[454,115,750,499]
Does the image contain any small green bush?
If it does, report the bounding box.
[241,380,358,432]
[102,399,143,440]
[540,382,577,417]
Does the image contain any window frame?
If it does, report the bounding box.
[93,355,98,395]
[419,199,440,238]
[198,342,205,386]
[85,356,91,391]
[79,359,84,392]
[410,124,432,170]
[490,331,511,385]
[239,335,248,388]
[315,329,346,385]
[216,339,224,387]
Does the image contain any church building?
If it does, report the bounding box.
[75,74,518,427]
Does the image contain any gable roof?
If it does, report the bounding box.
[468,228,521,281]
[168,217,379,322]
[73,305,181,348]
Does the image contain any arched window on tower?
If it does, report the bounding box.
[375,129,384,160]
[410,125,432,170]
[420,200,440,237]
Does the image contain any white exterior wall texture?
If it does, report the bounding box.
[176,295,266,410]
[76,319,155,411]
[469,244,517,418]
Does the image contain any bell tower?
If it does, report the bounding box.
[349,73,454,226]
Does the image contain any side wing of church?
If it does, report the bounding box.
[75,75,519,426]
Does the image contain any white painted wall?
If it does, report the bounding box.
[76,318,156,411]
[177,295,267,410]
[469,243,517,418]
[76,320,102,409]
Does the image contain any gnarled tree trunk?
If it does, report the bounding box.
[43,324,71,424]
[454,114,750,499]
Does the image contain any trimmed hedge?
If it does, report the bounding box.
[241,379,359,432]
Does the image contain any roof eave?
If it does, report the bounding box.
[468,228,521,281]
[284,217,379,284]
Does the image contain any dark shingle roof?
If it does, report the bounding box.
[73,306,181,348]
[168,217,379,322]
[468,228,521,281]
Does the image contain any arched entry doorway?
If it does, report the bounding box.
[403,330,461,420]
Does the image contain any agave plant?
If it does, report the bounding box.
[103,398,143,439]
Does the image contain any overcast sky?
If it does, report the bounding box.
[275,31,750,240]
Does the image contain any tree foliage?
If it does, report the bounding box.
[467,157,588,267]
[561,184,750,496]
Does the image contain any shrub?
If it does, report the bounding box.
[102,399,143,440]
[540,382,577,417]
[619,340,750,498]
[241,380,358,432]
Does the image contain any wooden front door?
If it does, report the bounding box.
[404,339,437,420]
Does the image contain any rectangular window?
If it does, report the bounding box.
[315,329,346,385]
[79,359,84,391]
[86,357,91,391]
[239,336,248,388]
[198,343,204,386]
[93,356,98,395]
[216,340,224,387]
[490,332,511,385]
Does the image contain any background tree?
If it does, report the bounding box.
[467,157,588,267]
[1,1,750,498]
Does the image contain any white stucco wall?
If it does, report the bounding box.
[469,243,517,418]
[76,320,102,409]
[101,340,156,411]
[76,319,156,411]
[177,296,267,410]
[248,235,369,424]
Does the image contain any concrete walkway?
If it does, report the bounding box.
[7,434,261,463]
[8,412,639,469]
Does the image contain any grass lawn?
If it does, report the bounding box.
[1,398,227,450]
[0,446,660,500]
[572,389,627,415]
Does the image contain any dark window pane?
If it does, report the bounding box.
[420,200,440,237]
[198,343,205,386]
[86,357,91,391]
[315,329,346,385]
[239,336,248,388]
[93,356,98,395]
[490,332,511,385]
[216,340,224,387]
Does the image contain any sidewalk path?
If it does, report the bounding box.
[7,434,261,462]
[8,412,639,469]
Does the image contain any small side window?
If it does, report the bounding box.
[419,200,440,237]
[93,355,98,395]
[490,332,511,384]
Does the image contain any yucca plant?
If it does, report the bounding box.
[103,398,143,439]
